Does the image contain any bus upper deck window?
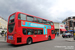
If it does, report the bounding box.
[18,14,26,20]
[27,15,34,22]
[34,17,38,22]
[51,22,53,25]
[10,14,15,20]
[43,19,47,24]
[38,18,42,23]
[47,21,50,25]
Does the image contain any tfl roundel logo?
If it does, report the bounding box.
[48,26,50,28]
[22,21,25,25]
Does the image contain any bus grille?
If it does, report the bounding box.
[17,37,21,43]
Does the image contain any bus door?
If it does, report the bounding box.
[33,29,38,42]
[37,29,44,41]
[47,29,52,37]
[51,30,55,39]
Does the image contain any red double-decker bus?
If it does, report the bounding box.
[7,12,55,45]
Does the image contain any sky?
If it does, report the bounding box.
[0,0,75,22]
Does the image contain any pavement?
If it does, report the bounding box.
[65,38,75,42]
[0,35,75,50]
[59,34,75,42]
[55,34,75,42]
[0,35,6,42]
[0,35,2,37]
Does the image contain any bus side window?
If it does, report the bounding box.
[38,30,43,35]
[34,29,37,35]
[23,28,26,35]
[47,21,50,25]
[18,14,26,20]
[27,29,34,35]
[34,17,38,22]
[38,18,42,23]
[27,15,34,22]
[51,22,53,25]
[43,19,47,24]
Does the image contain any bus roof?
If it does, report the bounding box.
[15,12,53,23]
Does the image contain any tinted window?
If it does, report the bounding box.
[63,33,66,35]
[52,30,55,34]
[27,29,34,35]
[9,19,14,23]
[23,28,26,35]
[69,21,72,27]
[10,14,15,20]
[34,29,37,35]
[66,33,71,35]
[27,15,33,21]
[74,22,75,27]
[8,23,15,33]
[18,14,26,20]
[63,33,71,35]
[38,30,43,34]
[38,18,42,23]
[47,21,50,24]
[43,19,47,24]
[51,22,53,25]
[34,17,37,22]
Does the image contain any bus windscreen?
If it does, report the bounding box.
[10,14,15,20]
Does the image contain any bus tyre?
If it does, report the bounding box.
[27,38,32,45]
[48,36,51,40]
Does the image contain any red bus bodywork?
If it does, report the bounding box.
[7,12,55,45]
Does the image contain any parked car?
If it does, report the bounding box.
[62,33,72,38]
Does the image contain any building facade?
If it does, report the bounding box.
[54,22,59,33]
[54,22,66,34]
[0,16,7,33]
[62,17,75,31]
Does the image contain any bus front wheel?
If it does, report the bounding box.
[27,38,32,45]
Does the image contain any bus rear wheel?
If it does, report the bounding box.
[27,38,32,45]
[48,36,51,40]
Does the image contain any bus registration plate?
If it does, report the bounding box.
[8,36,13,40]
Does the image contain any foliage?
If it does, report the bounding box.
[1,30,5,33]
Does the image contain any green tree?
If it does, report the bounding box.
[2,30,5,33]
